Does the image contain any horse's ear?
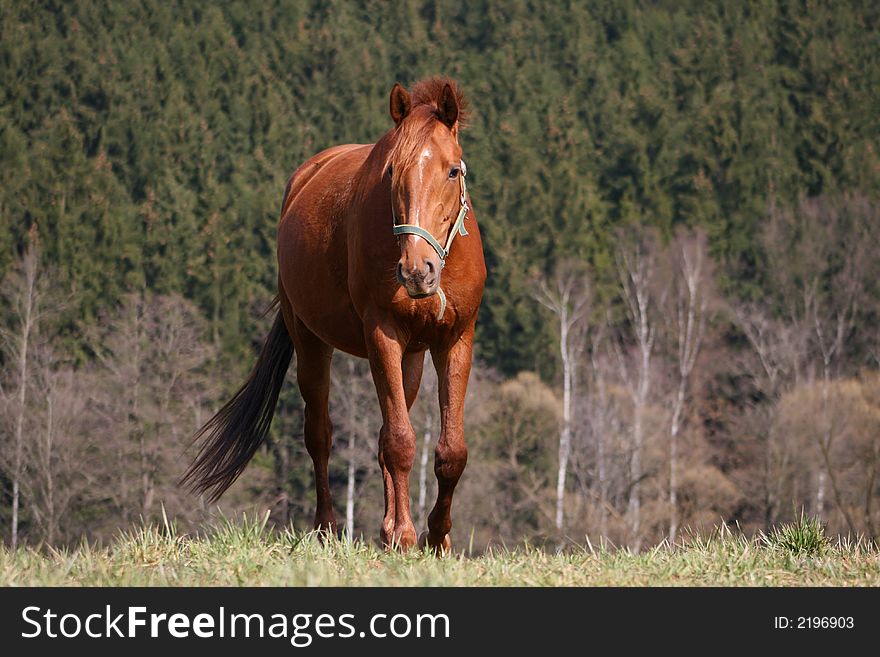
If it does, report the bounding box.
[437,83,459,130]
[389,83,411,126]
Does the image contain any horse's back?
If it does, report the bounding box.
[280,144,368,216]
[277,143,372,357]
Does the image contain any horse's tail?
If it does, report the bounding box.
[180,308,293,502]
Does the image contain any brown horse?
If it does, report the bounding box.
[181,77,486,552]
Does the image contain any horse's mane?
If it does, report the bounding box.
[409,77,469,124]
[384,77,469,184]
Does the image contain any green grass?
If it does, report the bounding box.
[760,510,831,556]
[2,515,878,586]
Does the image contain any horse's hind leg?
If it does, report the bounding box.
[288,314,338,535]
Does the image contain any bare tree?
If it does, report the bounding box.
[151,295,215,515]
[568,324,617,540]
[772,375,880,538]
[732,302,811,527]
[762,196,877,531]
[733,305,808,394]
[0,230,45,549]
[469,372,561,544]
[612,229,662,550]
[414,352,439,528]
[330,353,378,539]
[532,260,590,535]
[856,372,880,538]
[90,292,214,526]
[90,293,150,521]
[664,230,712,543]
[24,357,90,546]
[588,329,613,539]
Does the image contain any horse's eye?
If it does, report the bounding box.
[448,166,460,179]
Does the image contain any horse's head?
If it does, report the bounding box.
[386,79,467,299]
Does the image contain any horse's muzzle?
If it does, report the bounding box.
[397,261,439,298]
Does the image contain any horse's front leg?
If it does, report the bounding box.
[376,350,424,546]
[366,321,418,550]
[420,326,474,554]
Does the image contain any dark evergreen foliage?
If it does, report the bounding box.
[2,0,878,374]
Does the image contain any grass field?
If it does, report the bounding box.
[2,514,878,586]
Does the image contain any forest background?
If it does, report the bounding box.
[2,0,879,552]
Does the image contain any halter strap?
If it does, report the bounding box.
[392,224,448,261]
[391,159,469,265]
[391,160,470,320]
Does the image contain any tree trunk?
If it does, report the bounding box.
[590,345,609,539]
[265,434,291,526]
[532,263,588,538]
[11,339,29,549]
[11,251,36,551]
[417,418,432,527]
[140,432,154,519]
[597,422,607,539]
[629,322,650,551]
[345,434,356,539]
[629,399,643,549]
[668,383,685,544]
[817,359,857,535]
[44,387,56,546]
[556,316,573,533]
[864,439,878,539]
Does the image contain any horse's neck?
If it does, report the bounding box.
[352,134,394,200]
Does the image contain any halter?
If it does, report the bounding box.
[391,160,470,320]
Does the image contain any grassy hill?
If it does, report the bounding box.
[2,515,877,586]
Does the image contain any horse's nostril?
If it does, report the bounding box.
[396,262,404,281]
[426,260,435,275]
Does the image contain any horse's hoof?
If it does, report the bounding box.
[397,526,418,551]
[382,526,417,551]
[418,530,452,555]
[314,522,338,545]
[380,520,395,549]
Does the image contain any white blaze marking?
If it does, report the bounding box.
[410,146,433,232]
